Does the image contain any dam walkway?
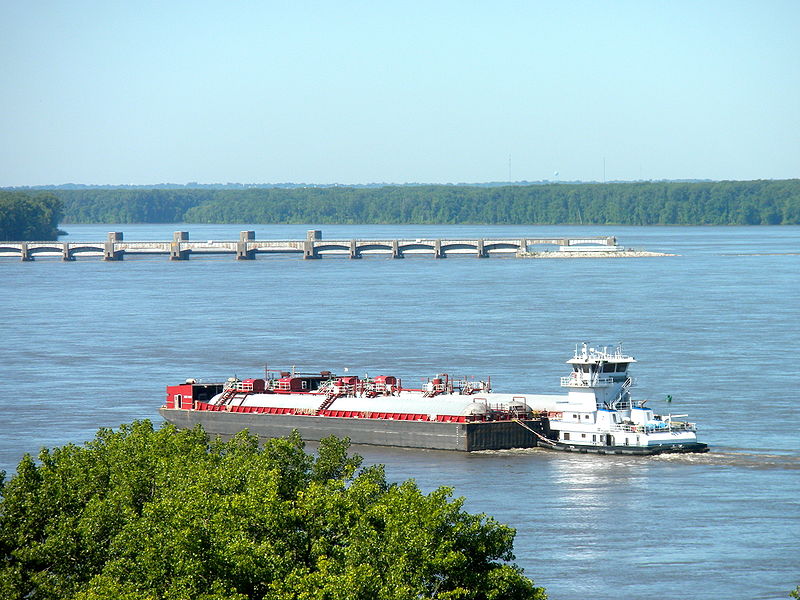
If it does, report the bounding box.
[0,230,619,261]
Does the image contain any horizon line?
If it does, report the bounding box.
[7,177,799,190]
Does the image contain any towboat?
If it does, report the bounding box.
[160,344,707,454]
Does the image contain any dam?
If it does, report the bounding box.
[0,230,621,261]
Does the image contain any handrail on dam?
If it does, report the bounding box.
[0,230,619,261]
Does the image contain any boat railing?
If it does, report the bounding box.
[560,375,617,387]
[612,422,697,434]
[185,377,227,385]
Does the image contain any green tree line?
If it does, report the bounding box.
[50,180,800,226]
[0,422,546,600]
[54,188,211,224]
[0,191,63,240]
[14,180,800,227]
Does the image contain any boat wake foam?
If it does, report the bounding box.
[474,447,800,470]
[649,449,800,470]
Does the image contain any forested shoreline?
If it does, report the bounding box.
[2,181,799,238]
[52,180,800,226]
[0,191,63,240]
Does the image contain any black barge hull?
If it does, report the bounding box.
[159,409,708,454]
[159,408,543,452]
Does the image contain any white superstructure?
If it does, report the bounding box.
[543,343,703,452]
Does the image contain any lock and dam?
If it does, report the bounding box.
[0,230,640,261]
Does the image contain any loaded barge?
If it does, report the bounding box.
[160,344,707,454]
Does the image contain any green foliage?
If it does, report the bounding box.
[56,189,210,224]
[0,191,63,240]
[49,180,800,226]
[0,421,545,600]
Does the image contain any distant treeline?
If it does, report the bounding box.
[0,191,63,240]
[37,179,800,226]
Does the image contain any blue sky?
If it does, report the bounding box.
[1,1,798,185]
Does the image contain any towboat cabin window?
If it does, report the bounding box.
[301,380,308,390]
[563,432,570,441]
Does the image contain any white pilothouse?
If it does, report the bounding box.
[541,343,706,454]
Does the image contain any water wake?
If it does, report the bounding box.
[474,446,800,470]
[650,448,800,470]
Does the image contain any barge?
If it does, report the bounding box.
[160,344,708,454]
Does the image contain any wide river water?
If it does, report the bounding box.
[1,224,799,599]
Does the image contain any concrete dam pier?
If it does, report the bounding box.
[0,230,621,261]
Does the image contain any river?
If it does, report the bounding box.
[1,224,798,599]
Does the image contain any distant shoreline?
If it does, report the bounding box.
[11,179,799,227]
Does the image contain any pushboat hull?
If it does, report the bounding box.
[544,440,709,455]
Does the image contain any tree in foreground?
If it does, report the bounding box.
[0,421,546,600]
